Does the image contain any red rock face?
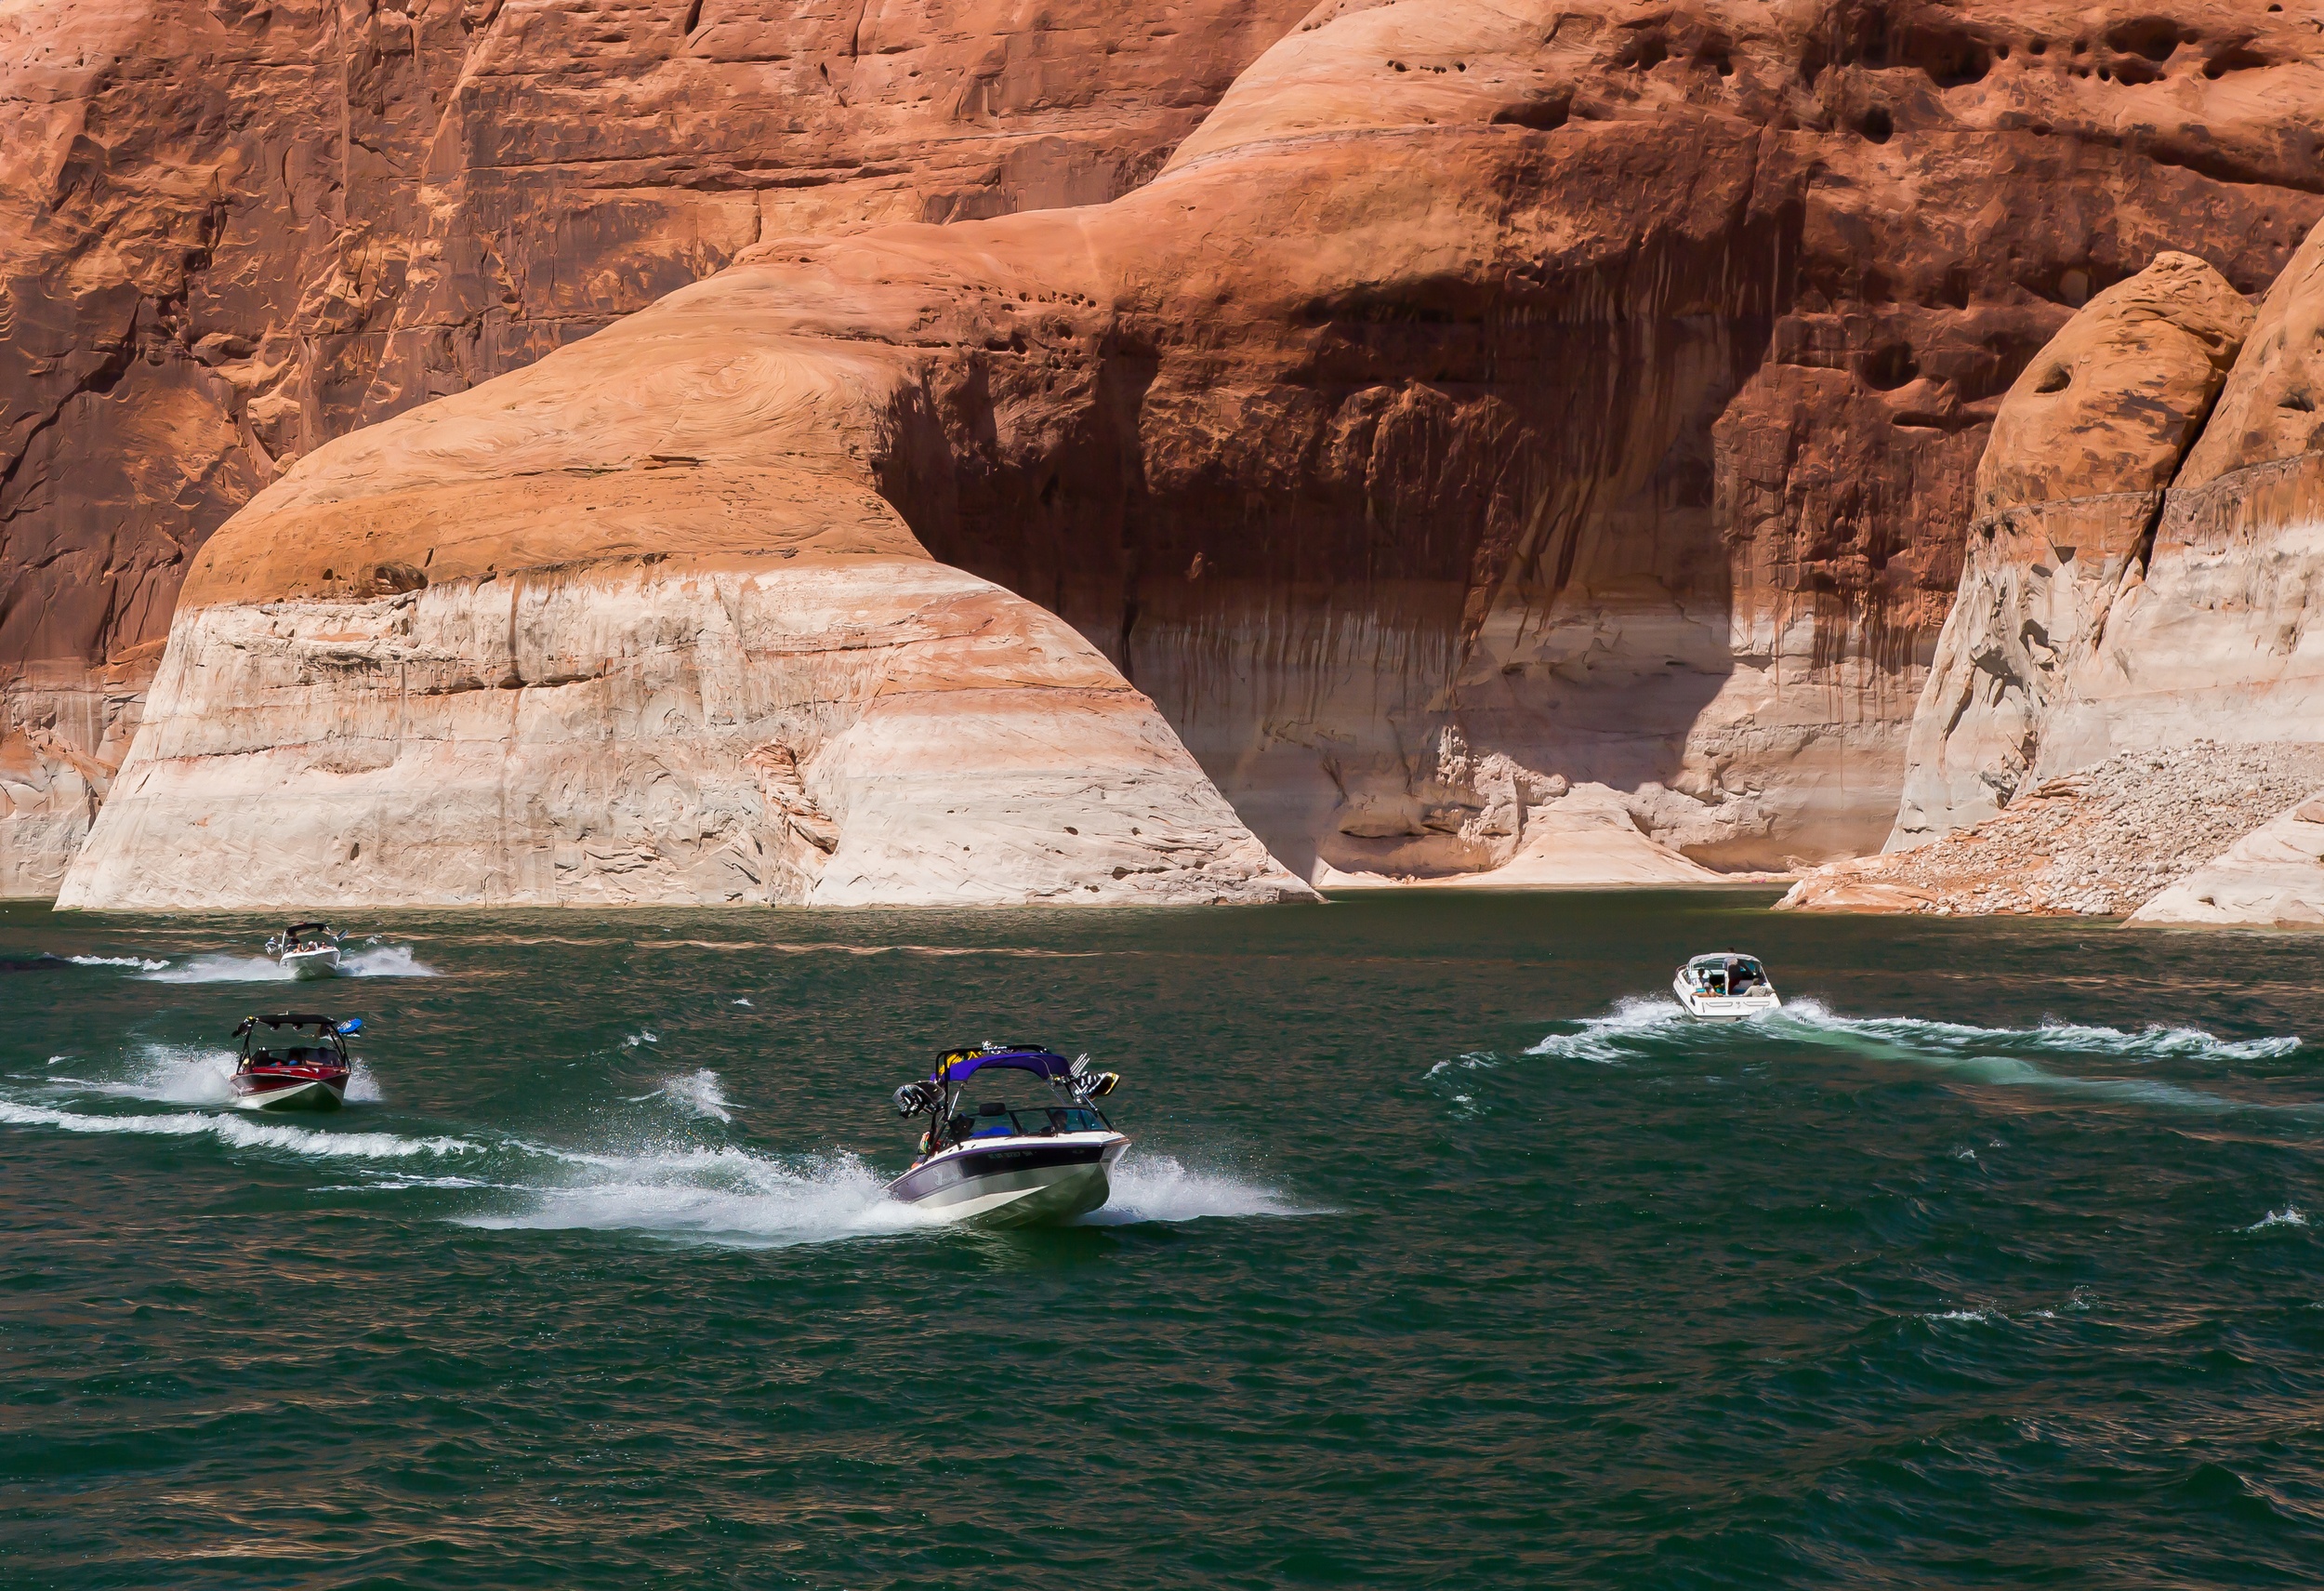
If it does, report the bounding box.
[9,0,2324,895]
[872,0,2324,873]
[0,0,1309,889]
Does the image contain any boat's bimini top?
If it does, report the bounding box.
[233,1012,355,1067]
[926,1045,1076,1087]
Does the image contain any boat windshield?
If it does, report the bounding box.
[946,1100,1107,1143]
[241,1023,346,1067]
[246,1041,343,1067]
[1686,956,1769,992]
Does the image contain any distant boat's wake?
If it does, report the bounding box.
[1483,996,2309,1117]
[31,1042,384,1107]
[134,944,439,983]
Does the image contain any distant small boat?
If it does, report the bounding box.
[231,1012,361,1110]
[1673,952,1782,1021]
[266,921,344,979]
[887,1044,1128,1226]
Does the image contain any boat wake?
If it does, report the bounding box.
[0,1097,472,1160]
[33,1043,385,1107]
[453,1143,1314,1245]
[0,1056,1307,1243]
[455,1145,941,1248]
[1492,996,2309,1117]
[1523,996,2300,1067]
[137,945,438,983]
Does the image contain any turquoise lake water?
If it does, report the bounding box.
[4,892,2321,1587]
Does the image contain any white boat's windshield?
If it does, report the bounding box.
[1685,957,1771,992]
[946,1099,1107,1143]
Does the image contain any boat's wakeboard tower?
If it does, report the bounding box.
[892,1043,1119,1120]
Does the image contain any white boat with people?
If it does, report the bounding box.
[887,1043,1128,1227]
[266,921,344,979]
[1673,951,1782,1021]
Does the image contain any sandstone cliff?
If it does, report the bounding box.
[20,0,2324,902]
[0,0,1306,893]
[909,0,2324,884]
[57,275,1309,907]
[1889,253,2253,841]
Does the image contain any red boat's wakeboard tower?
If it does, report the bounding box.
[231,1012,360,1111]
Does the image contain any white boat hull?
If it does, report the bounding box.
[888,1134,1128,1227]
[281,948,341,979]
[1673,981,1781,1022]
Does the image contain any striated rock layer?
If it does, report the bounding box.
[58,273,1310,908]
[25,0,2324,898]
[61,557,1301,908]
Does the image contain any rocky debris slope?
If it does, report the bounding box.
[0,0,1307,893]
[58,273,1312,908]
[1779,743,2324,918]
[2133,794,2324,929]
[23,0,2324,899]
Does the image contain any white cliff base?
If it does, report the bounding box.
[1,660,154,898]
[58,557,1314,909]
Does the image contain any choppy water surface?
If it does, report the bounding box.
[6,894,2323,1587]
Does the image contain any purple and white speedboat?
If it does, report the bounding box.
[886,1045,1127,1227]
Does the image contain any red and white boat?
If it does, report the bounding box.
[230,1012,359,1110]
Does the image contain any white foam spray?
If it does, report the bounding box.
[1507,997,2306,1116]
[456,1146,940,1247]
[1082,1154,1322,1225]
[627,1068,734,1122]
[1523,998,1696,1064]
